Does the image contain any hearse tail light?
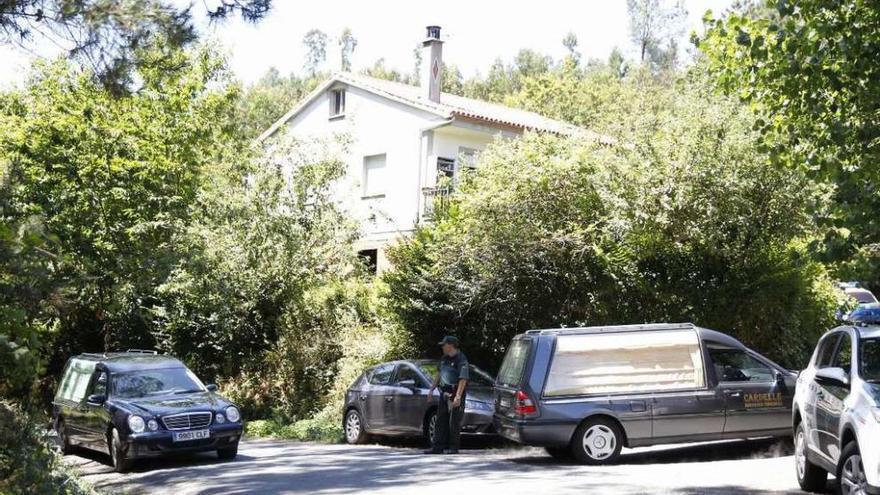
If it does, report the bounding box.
[514,390,538,417]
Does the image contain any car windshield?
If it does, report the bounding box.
[861,338,880,383]
[417,363,495,387]
[111,368,205,398]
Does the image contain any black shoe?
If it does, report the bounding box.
[444,449,459,455]
[423,449,444,454]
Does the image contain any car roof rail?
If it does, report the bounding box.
[80,352,108,359]
[525,322,696,336]
[125,349,159,354]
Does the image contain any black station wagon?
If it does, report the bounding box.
[52,350,243,472]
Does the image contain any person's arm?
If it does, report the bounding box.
[452,360,470,408]
[426,374,440,401]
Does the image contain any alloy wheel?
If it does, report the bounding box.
[795,430,807,480]
[582,424,617,461]
[428,413,437,445]
[841,454,868,495]
[345,412,361,443]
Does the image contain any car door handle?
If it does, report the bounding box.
[725,390,743,398]
[385,396,394,402]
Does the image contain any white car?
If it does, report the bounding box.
[793,325,880,494]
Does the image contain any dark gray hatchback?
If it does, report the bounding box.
[494,323,795,464]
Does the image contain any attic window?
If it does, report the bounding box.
[330,89,345,118]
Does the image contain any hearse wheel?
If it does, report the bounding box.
[217,442,239,460]
[344,409,369,445]
[794,421,826,492]
[110,428,133,473]
[57,419,73,455]
[571,417,623,465]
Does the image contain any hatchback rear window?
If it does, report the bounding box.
[497,339,531,388]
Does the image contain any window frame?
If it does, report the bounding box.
[367,363,396,386]
[815,332,842,369]
[707,345,776,385]
[362,153,387,199]
[329,89,346,119]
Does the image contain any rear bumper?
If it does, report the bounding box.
[494,414,575,447]
[463,409,494,434]
[125,423,243,459]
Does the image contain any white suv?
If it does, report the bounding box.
[793,325,880,494]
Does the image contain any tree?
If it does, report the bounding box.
[339,27,357,72]
[237,67,322,139]
[698,1,880,277]
[0,0,272,91]
[627,0,686,68]
[562,31,581,64]
[303,29,328,76]
[0,44,243,382]
[385,74,839,369]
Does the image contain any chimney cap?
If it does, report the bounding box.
[425,25,442,41]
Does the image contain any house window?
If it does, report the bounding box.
[458,147,479,174]
[437,157,455,180]
[329,89,345,118]
[363,154,386,197]
[358,249,378,275]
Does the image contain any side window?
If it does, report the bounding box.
[815,334,841,369]
[368,364,395,386]
[58,360,96,402]
[832,333,853,374]
[395,366,424,387]
[92,371,107,397]
[709,347,775,383]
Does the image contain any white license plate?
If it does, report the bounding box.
[172,429,210,442]
[500,398,511,408]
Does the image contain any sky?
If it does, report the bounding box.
[0,0,734,88]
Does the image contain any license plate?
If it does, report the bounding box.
[172,429,210,442]
[500,398,511,408]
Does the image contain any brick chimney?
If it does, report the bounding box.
[421,26,443,103]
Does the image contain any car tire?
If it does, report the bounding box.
[110,428,133,473]
[344,409,369,445]
[571,417,623,465]
[217,443,239,461]
[57,419,73,455]
[794,421,826,493]
[424,409,438,447]
[839,441,869,495]
[545,446,573,462]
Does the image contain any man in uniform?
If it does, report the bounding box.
[425,335,469,454]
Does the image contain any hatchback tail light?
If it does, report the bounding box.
[513,390,538,417]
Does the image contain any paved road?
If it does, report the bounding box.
[66,437,833,495]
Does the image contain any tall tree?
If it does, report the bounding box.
[562,31,581,63]
[626,0,686,68]
[0,0,272,91]
[338,27,357,72]
[699,1,880,276]
[302,29,328,76]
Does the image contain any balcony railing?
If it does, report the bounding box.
[421,186,453,221]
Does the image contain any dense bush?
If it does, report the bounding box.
[385,75,840,370]
[0,402,95,495]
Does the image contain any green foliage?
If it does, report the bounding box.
[0,402,95,495]
[0,45,243,400]
[385,76,838,369]
[236,68,323,139]
[699,1,880,270]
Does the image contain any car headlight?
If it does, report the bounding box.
[215,413,226,424]
[128,415,146,433]
[225,406,241,423]
[147,419,159,431]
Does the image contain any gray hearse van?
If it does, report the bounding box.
[493,323,795,464]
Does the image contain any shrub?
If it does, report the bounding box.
[0,402,95,495]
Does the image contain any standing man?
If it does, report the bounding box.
[425,335,469,454]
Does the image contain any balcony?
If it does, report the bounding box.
[421,186,453,221]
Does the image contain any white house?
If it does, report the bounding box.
[260,26,599,272]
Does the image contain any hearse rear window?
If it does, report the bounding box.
[56,359,96,402]
[544,329,706,397]
[497,339,531,388]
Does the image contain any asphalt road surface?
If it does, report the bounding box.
[66,436,834,495]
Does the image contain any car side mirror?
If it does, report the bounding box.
[205,384,218,392]
[397,379,416,389]
[87,394,106,405]
[814,367,850,389]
